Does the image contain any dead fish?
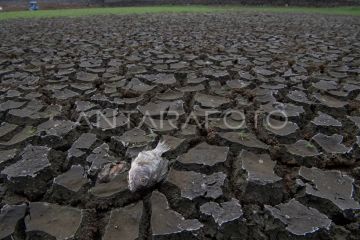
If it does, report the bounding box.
[128,141,170,192]
[97,162,128,183]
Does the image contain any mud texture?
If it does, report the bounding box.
[0,12,360,240]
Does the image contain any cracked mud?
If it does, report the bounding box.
[0,12,360,240]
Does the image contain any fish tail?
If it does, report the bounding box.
[154,140,170,155]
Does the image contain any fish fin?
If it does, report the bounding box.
[159,159,169,180]
[153,141,170,156]
[152,159,169,184]
[128,170,134,192]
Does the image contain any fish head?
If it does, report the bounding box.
[128,167,151,192]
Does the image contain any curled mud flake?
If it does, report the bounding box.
[79,59,102,68]
[209,110,247,131]
[264,117,299,137]
[87,143,117,176]
[312,133,351,154]
[138,101,185,117]
[126,65,147,75]
[285,140,321,157]
[253,66,275,77]
[1,145,51,178]
[187,75,208,85]
[237,150,281,185]
[25,202,84,240]
[36,120,76,137]
[144,117,178,133]
[312,112,342,127]
[113,128,155,148]
[1,145,52,199]
[218,131,269,150]
[177,142,229,167]
[200,199,244,227]
[0,100,26,112]
[328,90,349,98]
[237,70,254,80]
[0,204,27,240]
[299,167,360,212]
[254,88,278,104]
[283,68,298,77]
[57,68,75,76]
[265,199,332,236]
[229,110,246,121]
[75,101,96,112]
[202,69,230,80]
[347,116,360,129]
[67,133,97,162]
[194,93,231,109]
[6,102,62,126]
[328,71,348,79]
[76,71,99,82]
[168,100,186,117]
[138,101,171,117]
[192,105,221,118]
[162,135,185,152]
[260,83,286,90]
[53,88,80,100]
[151,191,203,238]
[343,83,360,93]
[125,78,155,93]
[156,89,184,101]
[177,83,205,93]
[313,93,348,109]
[75,133,98,150]
[111,128,156,158]
[181,126,198,138]
[170,61,189,70]
[90,93,110,103]
[312,80,338,91]
[113,96,144,107]
[0,122,19,140]
[36,120,77,147]
[0,149,18,167]
[91,109,129,133]
[103,202,143,240]
[226,79,251,90]
[233,150,283,204]
[138,73,177,85]
[54,165,89,193]
[167,169,226,200]
[286,90,312,104]
[260,102,305,118]
[0,125,37,148]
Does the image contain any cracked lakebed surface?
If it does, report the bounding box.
[0,12,360,240]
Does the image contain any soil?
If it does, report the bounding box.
[0,12,359,240]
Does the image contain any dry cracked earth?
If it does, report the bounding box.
[0,12,360,240]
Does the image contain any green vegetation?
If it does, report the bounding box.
[0,5,359,20]
[305,142,316,149]
[238,131,249,141]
